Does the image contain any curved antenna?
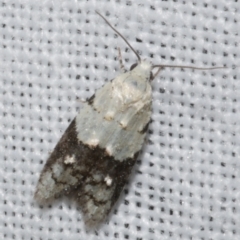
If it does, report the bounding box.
[153,64,226,71]
[96,11,141,62]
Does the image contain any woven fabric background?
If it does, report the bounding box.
[1,0,240,239]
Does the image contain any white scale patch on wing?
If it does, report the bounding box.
[76,61,152,161]
[64,155,76,164]
[104,175,113,186]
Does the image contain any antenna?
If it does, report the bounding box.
[96,11,141,62]
[96,11,226,72]
[153,64,226,71]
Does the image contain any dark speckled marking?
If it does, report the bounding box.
[139,122,150,134]
[87,94,95,105]
[35,118,139,227]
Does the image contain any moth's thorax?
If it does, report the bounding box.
[75,62,153,161]
[93,60,152,110]
[131,60,152,81]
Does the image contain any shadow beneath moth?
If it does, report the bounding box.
[35,11,224,228]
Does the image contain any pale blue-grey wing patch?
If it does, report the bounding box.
[76,68,152,162]
[34,119,86,202]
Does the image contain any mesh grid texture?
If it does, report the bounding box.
[1,0,240,239]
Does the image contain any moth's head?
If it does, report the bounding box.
[130,60,154,81]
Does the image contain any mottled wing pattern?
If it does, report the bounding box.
[35,118,138,227]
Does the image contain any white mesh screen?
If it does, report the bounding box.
[1,0,240,239]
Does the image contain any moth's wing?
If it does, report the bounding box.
[34,117,138,227]
[35,71,152,227]
[34,118,85,202]
[73,149,138,228]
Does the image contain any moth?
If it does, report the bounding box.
[35,12,223,228]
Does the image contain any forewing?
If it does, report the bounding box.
[35,118,138,227]
[35,68,152,227]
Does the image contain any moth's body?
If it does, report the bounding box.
[35,11,221,228]
[35,60,153,227]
